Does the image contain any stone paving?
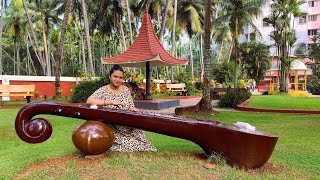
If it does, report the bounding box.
[139,97,202,114]
[139,97,240,114]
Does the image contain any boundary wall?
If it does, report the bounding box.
[0,75,81,101]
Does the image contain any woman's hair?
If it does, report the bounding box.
[109,64,124,76]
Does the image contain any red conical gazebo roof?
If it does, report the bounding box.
[101,11,188,67]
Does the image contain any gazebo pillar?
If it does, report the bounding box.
[144,61,152,100]
[294,70,298,90]
[269,71,272,91]
[304,70,307,91]
[277,70,280,91]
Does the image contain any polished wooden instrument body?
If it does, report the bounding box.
[15,102,278,169]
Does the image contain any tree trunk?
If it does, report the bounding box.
[120,18,127,51]
[200,0,213,112]
[217,41,223,63]
[159,0,170,44]
[22,0,45,74]
[55,0,73,96]
[38,5,50,76]
[81,33,87,73]
[82,0,94,76]
[233,21,238,88]
[171,0,177,56]
[234,39,238,88]
[280,28,287,92]
[189,38,194,80]
[125,0,133,44]
[27,35,37,75]
[0,0,3,75]
[42,22,50,76]
[228,43,233,63]
[200,33,204,81]
[16,40,20,75]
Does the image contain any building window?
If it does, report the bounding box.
[308,15,317,21]
[249,33,256,41]
[308,1,315,7]
[308,29,318,36]
[263,18,269,27]
[299,15,307,24]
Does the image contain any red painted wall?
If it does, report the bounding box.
[2,81,77,101]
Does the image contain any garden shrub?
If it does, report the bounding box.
[218,88,251,108]
[222,82,233,88]
[185,82,194,95]
[194,81,202,90]
[238,79,246,89]
[71,76,109,103]
[307,76,320,95]
[174,71,190,84]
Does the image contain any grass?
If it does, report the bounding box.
[245,93,320,110]
[1,106,320,179]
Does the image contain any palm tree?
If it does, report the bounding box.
[31,0,61,76]
[125,0,133,44]
[0,0,4,75]
[170,0,178,81]
[217,0,263,87]
[167,0,203,80]
[266,0,305,92]
[3,0,28,75]
[239,41,270,81]
[171,0,177,56]
[90,0,124,47]
[22,0,47,75]
[200,0,213,111]
[81,0,94,76]
[55,0,73,96]
[213,22,233,63]
[159,0,170,44]
[308,35,320,78]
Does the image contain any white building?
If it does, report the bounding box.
[239,1,309,56]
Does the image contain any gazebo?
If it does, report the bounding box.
[101,10,188,100]
[288,60,311,91]
[267,60,312,92]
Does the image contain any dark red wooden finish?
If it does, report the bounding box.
[15,102,278,169]
[72,121,115,155]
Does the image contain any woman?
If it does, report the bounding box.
[86,64,156,152]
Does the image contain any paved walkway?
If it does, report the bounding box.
[139,97,202,114]
[139,97,239,114]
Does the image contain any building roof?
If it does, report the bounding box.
[101,11,188,67]
[268,59,312,71]
[266,70,312,77]
[290,60,310,70]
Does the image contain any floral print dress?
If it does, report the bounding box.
[89,85,156,152]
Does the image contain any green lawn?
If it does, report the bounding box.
[245,93,320,110]
[0,108,319,179]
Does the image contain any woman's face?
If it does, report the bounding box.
[109,70,124,87]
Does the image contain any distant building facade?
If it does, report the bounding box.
[239,0,320,56]
[307,0,320,43]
